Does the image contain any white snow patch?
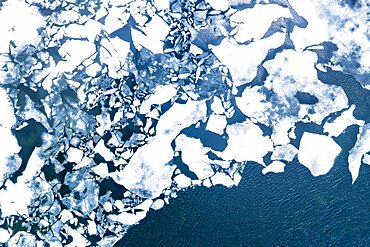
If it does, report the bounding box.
[298,132,341,177]
[0,89,20,184]
[58,40,96,70]
[99,36,131,79]
[92,163,109,178]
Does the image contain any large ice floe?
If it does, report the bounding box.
[0,0,369,245]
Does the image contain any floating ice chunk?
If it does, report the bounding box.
[262,161,286,175]
[153,0,170,11]
[236,85,272,126]
[63,226,89,247]
[87,220,97,235]
[109,200,152,225]
[211,33,285,86]
[230,4,291,42]
[155,99,207,141]
[151,199,165,210]
[271,119,296,145]
[85,63,102,77]
[206,114,227,135]
[0,0,44,52]
[8,232,36,247]
[59,40,96,70]
[67,147,84,163]
[17,147,44,184]
[271,144,298,162]
[363,154,370,165]
[139,84,178,114]
[103,7,129,34]
[203,178,212,188]
[0,228,10,243]
[174,174,192,188]
[60,209,73,223]
[92,163,109,178]
[131,14,170,54]
[215,120,273,165]
[348,124,370,183]
[114,100,206,198]
[99,37,131,78]
[0,89,20,184]
[175,134,214,179]
[323,105,365,137]
[94,140,114,161]
[0,180,33,217]
[233,172,242,186]
[52,10,79,25]
[298,132,341,177]
[211,173,234,188]
[205,0,229,11]
[64,20,103,42]
[211,96,224,115]
[113,140,176,198]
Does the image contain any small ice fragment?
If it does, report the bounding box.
[262,161,285,175]
[174,174,192,188]
[151,199,165,210]
[210,172,234,188]
[67,147,84,163]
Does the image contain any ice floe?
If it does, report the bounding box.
[262,161,286,175]
[214,120,273,165]
[323,105,365,137]
[298,132,341,177]
[348,124,370,183]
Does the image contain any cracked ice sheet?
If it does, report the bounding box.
[298,132,341,177]
[113,99,207,198]
[348,124,370,183]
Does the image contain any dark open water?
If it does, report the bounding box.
[118,124,370,246]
